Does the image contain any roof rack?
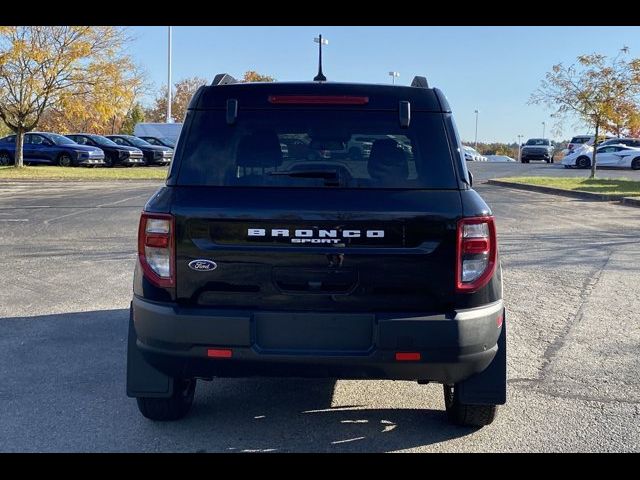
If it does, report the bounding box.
[411,76,429,88]
[211,73,238,86]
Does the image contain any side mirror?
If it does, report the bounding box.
[468,171,474,187]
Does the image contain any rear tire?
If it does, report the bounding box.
[576,156,591,169]
[632,157,640,170]
[136,378,196,421]
[0,151,12,166]
[443,384,497,427]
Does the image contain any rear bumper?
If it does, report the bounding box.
[131,296,504,384]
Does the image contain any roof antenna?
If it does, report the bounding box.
[313,35,328,82]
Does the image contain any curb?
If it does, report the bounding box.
[486,179,640,208]
[622,196,640,207]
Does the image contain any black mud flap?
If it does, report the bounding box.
[126,303,174,398]
[457,309,507,405]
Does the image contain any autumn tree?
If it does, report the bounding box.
[530,47,640,178]
[145,76,208,123]
[0,26,136,167]
[38,58,148,135]
[242,71,275,83]
[0,119,10,138]
[601,98,640,138]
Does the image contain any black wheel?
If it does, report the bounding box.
[632,157,640,170]
[103,154,114,167]
[57,153,73,167]
[576,156,590,169]
[564,165,570,169]
[0,151,12,166]
[136,378,196,421]
[443,384,497,427]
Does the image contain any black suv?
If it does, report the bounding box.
[65,134,145,167]
[105,135,173,166]
[127,74,507,427]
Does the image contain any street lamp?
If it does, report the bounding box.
[166,26,173,123]
[474,110,479,148]
[313,35,328,82]
[517,134,524,161]
[542,121,546,138]
[388,71,400,85]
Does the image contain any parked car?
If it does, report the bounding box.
[562,143,640,169]
[565,134,616,155]
[65,133,145,167]
[596,137,640,149]
[105,135,172,166]
[463,146,487,162]
[138,136,176,148]
[520,138,554,163]
[0,132,104,167]
[567,135,592,152]
[127,73,506,427]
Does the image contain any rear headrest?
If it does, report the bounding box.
[236,130,283,168]
[367,139,408,182]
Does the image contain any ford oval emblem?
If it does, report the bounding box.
[188,259,217,272]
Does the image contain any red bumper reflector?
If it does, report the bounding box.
[395,352,421,361]
[207,348,233,358]
[496,314,504,328]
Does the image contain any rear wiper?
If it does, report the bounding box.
[269,169,342,186]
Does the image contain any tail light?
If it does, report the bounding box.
[455,216,497,293]
[268,95,369,105]
[138,212,175,288]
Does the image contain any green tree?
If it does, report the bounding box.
[0,26,134,167]
[121,102,145,135]
[530,47,640,178]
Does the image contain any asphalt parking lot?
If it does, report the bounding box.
[1,163,639,452]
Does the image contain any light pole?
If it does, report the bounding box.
[542,121,546,138]
[474,110,479,149]
[313,35,328,82]
[517,134,523,161]
[166,26,173,123]
[388,71,399,85]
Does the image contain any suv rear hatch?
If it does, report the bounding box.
[170,83,462,314]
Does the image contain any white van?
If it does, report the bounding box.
[134,123,183,144]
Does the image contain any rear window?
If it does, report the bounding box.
[570,136,590,144]
[175,109,457,189]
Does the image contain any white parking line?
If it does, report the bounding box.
[0,219,28,222]
[43,194,148,225]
